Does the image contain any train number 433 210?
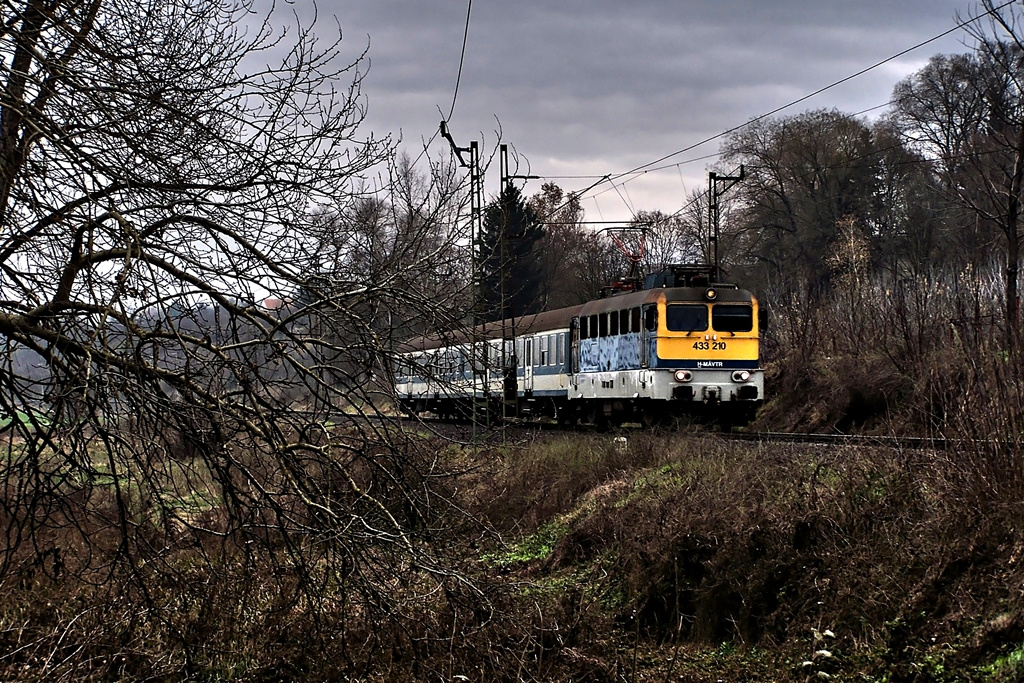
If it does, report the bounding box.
[692,341,727,350]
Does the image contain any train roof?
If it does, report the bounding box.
[578,284,754,316]
[397,304,583,353]
[397,264,756,353]
[397,286,755,353]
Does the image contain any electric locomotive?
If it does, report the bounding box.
[394,264,764,427]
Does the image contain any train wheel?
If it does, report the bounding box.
[640,405,667,428]
[556,405,578,427]
[718,404,753,431]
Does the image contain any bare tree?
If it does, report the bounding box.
[632,209,706,275]
[528,182,620,306]
[892,5,1024,351]
[304,152,473,389]
[722,109,883,295]
[0,0,476,676]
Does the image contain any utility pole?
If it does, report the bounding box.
[709,165,744,281]
[497,144,538,419]
[440,123,482,301]
[441,121,485,427]
[499,143,539,194]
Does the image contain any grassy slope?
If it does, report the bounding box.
[460,431,1024,681]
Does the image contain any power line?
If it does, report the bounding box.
[584,96,943,205]
[447,0,473,121]
[578,101,899,203]
[561,0,1016,216]
[495,2,1014,230]
[610,0,1015,183]
[646,131,1023,232]
[398,2,473,173]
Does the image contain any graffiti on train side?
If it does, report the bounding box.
[578,334,642,372]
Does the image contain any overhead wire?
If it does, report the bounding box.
[406,1,474,173]
[645,126,1022,232]
[447,0,474,122]
[567,0,1016,211]
[461,2,1014,231]
[598,99,916,191]
[612,0,1014,182]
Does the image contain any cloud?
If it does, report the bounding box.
[326,0,976,219]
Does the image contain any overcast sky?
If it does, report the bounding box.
[322,1,984,222]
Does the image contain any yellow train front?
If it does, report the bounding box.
[568,265,763,426]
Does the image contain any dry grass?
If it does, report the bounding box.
[6,280,1024,679]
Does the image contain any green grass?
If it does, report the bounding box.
[0,409,51,429]
[484,520,570,567]
[982,640,1024,681]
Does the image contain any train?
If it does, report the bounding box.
[393,264,764,427]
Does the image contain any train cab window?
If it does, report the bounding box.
[619,310,629,334]
[666,304,709,332]
[712,304,753,332]
[589,314,598,338]
[609,311,619,336]
[598,314,608,337]
[631,307,641,333]
[579,317,589,339]
[644,307,657,331]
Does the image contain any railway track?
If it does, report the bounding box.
[433,417,1015,453]
[724,430,953,450]
[324,411,1007,453]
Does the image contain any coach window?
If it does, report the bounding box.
[631,307,641,333]
[619,309,629,333]
[557,333,565,364]
[712,304,754,332]
[580,317,589,339]
[609,310,619,336]
[534,338,542,366]
[598,313,608,337]
[589,314,598,338]
[644,307,657,331]
[666,304,709,332]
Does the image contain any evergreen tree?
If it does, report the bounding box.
[478,184,546,322]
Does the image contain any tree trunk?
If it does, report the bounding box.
[1005,119,1024,355]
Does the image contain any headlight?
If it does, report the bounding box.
[732,370,751,382]
[704,287,717,301]
[674,369,692,382]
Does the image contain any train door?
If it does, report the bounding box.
[570,318,579,375]
[640,304,656,368]
[524,337,534,392]
[502,337,518,404]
